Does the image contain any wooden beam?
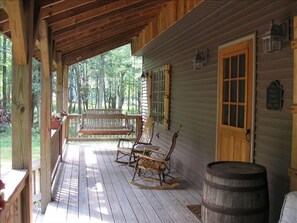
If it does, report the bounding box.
[64,39,130,65]
[41,0,96,19]
[49,0,143,31]
[290,15,297,191]
[39,19,52,213]
[39,20,51,78]
[40,0,65,8]
[0,1,7,12]
[33,0,42,43]
[131,0,203,54]
[6,0,28,64]
[10,0,35,222]
[55,21,147,54]
[0,20,10,35]
[0,9,8,21]
[53,2,162,41]
[61,29,138,62]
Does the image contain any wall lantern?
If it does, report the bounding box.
[141,71,147,80]
[193,48,208,69]
[262,19,289,53]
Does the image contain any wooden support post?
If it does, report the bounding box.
[56,52,63,113]
[290,16,297,191]
[39,19,52,213]
[6,0,28,64]
[63,64,69,112]
[6,0,37,222]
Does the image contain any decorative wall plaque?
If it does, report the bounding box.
[266,80,283,110]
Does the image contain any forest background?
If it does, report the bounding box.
[0,35,142,175]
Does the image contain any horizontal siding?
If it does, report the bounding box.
[142,1,297,222]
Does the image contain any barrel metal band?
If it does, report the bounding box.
[204,178,268,192]
[202,200,269,216]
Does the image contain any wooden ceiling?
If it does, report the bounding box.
[0,0,201,66]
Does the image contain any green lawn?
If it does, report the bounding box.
[0,128,40,167]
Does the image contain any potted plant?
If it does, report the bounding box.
[51,113,61,129]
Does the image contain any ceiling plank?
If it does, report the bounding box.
[0,9,8,21]
[6,0,28,64]
[57,26,144,54]
[53,3,163,41]
[0,20,9,34]
[64,38,131,65]
[49,0,145,31]
[40,0,65,8]
[41,0,96,19]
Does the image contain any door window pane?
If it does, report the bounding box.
[230,105,236,127]
[223,81,229,102]
[222,105,229,125]
[231,56,238,78]
[239,80,245,103]
[223,58,229,79]
[238,105,244,128]
[231,80,237,102]
[239,54,245,77]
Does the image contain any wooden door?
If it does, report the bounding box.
[217,39,253,161]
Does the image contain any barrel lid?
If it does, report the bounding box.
[206,161,267,179]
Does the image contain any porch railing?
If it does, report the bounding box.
[31,117,68,204]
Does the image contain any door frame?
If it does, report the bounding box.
[216,34,256,162]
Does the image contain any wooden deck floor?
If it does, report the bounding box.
[35,142,202,223]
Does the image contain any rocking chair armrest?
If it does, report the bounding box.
[137,153,166,163]
[135,142,151,146]
[118,138,135,142]
[117,138,135,147]
[144,148,165,155]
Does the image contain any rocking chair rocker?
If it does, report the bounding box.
[115,117,155,165]
[132,126,181,187]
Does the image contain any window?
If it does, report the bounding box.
[149,64,170,130]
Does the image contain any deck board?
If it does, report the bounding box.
[36,141,202,223]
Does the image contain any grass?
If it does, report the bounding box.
[0,126,41,167]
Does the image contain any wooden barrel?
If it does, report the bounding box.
[201,161,269,223]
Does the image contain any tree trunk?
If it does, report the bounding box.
[74,65,82,114]
[2,37,7,108]
[68,67,75,112]
[117,71,125,110]
[98,54,105,109]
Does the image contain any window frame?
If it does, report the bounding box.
[148,64,170,130]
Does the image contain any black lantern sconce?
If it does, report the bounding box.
[262,19,290,53]
[141,71,148,80]
[193,48,208,69]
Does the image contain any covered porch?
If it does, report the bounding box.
[2,1,297,223]
[34,141,202,223]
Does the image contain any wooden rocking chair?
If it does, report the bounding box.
[115,117,155,165]
[132,126,181,187]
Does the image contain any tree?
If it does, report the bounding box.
[2,37,7,108]
[32,59,41,127]
[68,44,142,114]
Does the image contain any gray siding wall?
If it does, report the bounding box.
[142,1,297,222]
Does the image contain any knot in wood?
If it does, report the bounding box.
[20,106,25,113]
